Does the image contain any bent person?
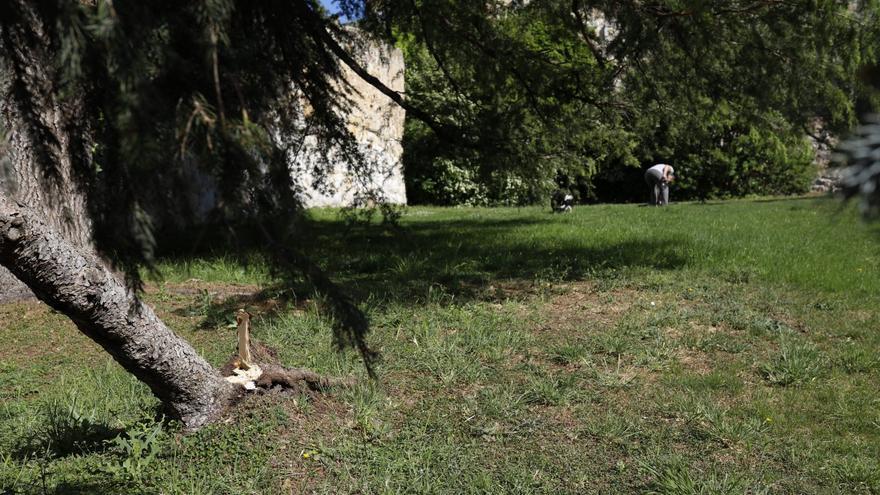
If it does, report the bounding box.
[644,163,675,206]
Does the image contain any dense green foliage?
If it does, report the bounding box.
[837,63,880,219]
[391,1,880,205]
[26,1,363,257]
[3,0,877,258]
[3,197,880,493]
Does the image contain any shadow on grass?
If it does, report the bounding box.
[749,195,827,204]
[172,215,691,323]
[172,286,304,330]
[13,412,122,460]
[309,217,689,299]
[160,214,693,375]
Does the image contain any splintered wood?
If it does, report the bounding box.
[224,309,261,390]
[236,309,253,369]
[221,308,354,393]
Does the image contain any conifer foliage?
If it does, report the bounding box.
[0,0,388,426]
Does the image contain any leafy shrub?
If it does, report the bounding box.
[106,419,167,482]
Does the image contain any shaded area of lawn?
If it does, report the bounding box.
[157,196,880,303]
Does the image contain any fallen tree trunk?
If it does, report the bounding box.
[0,194,235,429]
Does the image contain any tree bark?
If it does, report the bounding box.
[0,1,94,248]
[0,194,235,429]
[1,1,97,302]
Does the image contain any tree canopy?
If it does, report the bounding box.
[388,0,880,204]
[3,0,878,255]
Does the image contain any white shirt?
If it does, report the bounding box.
[648,164,673,175]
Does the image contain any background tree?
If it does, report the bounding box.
[387,0,880,205]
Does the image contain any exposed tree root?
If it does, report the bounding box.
[222,355,355,395]
[255,363,357,392]
[219,311,357,396]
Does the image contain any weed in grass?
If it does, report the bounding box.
[719,267,759,285]
[19,395,121,459]
[457,313,531,363]
[818,388,880,435]
[688,404,770,448]
[389,253,428,279]
[168,414,282,493]
[155,254,270,285]
[153,283,172,303]
[643,306,689,332]
[341,382,388,439]
[748,316,795,337]
[534,260,577,284]
[760,337,826,386]
[592,333,631,358]
[105,418,167,483]
[693,333,748,354]
[811,299,840,311]
[521,371,583,406]
[826,455,880,494]
[468,384,528,420]
[593,366,638,389]
[642,459,767,495]
[0,451,31,494]
[418,345,486,385]
[586,412,644,446]
[709,306,754,332]
[634,338,677,371]
[548,342,591,366]
[706,305,794,338]
[469,417,543,442]
[425,283,456,305]
[836,343,879,374]
[669,370,744,393]
[291,390,314,414]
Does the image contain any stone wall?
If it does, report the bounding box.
[807,119,842,194]
[290,37,407,207]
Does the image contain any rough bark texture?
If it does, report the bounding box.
[0,1,96,302]
[256,363,356,391]
[0,194,235,429]
[0,1,93,247]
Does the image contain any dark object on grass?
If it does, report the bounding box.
[551,190,574,213]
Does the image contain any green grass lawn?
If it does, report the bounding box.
[2,196,879,494]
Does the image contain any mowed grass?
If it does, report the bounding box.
[2,196,880,494]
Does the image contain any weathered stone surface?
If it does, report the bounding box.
[811,168,844,194]
[290,36,407,207]
[808,119,842,194]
